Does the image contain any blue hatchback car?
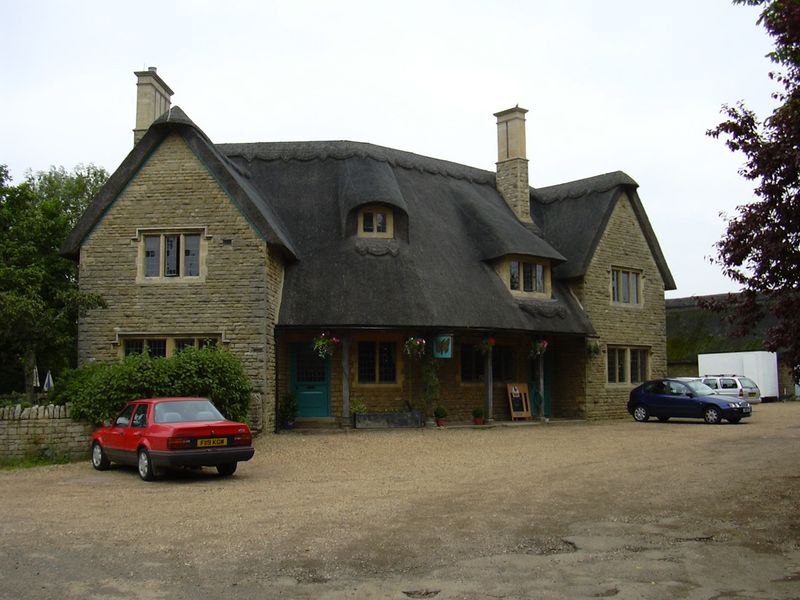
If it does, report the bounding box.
[628,378,752,424]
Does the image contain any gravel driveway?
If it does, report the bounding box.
[1,403,799,599]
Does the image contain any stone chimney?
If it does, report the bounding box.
[494,106,531,223]
[133,67,174,145]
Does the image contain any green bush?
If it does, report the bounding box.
[50,347,251,425]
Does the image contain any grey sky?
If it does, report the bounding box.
[0,1,775,298]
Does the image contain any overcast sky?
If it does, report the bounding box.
[1,1,776,299]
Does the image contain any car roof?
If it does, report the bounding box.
[130,397,209,404]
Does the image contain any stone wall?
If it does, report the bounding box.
[576,192,668,419]
[0,404,93,461]
[77,133,284,431]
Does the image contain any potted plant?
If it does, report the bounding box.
[434,405,448,427]
[278,392,297,430]
[472,406,484,425]
[312,332,341,358]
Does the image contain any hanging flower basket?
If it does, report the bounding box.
[312,332,341,358]
[529,339,548,358]
[476,336,496,354]
[586,340,602,357]
[403,337,427,359]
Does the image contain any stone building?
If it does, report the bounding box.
[62,68,675,431]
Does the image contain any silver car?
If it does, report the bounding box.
[700,375,762,404]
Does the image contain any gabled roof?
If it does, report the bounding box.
[531,171,676,290]
[61,107,297,260]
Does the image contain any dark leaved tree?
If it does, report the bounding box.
[706,0,800,380]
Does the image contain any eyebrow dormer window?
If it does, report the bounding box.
[358,206,394,239]
[496,256,551,298]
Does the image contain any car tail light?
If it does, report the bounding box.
[232,432,252,446]
[167,436,193,450]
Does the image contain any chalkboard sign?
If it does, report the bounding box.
[507,384,531,421]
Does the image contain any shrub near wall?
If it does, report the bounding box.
[50,347,252,425]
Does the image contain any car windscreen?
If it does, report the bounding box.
[738,377,758,389]
[153,400,225,423]
[685,380,716,396]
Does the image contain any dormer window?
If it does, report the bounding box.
[497,256,551,298]
[358,206,394,239]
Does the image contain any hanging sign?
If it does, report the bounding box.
[432,334,453,359]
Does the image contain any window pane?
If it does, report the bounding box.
[535,264,544,292]
[124,339,144,356]
[147,339,167,358]
[358,342,376,383]
[184,234,200,277]
[617,349,626,382]
[492,347,515,381]
[510,261,520,290]
[144,236,160,277]
[131,404,148,428]
[165,235,180,277]
[362,212,374,233]
[200,338,217,349]
[630,350,641,383]
[631,272,639,304]
[522,263,533,292]
[375,212,387,233]
[175,339,196,352]
[461,344,485,382]
[621,271,630,303]
[378,342,396,382]
[611,270,619,302]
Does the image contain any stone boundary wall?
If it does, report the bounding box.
[0,404,94,461]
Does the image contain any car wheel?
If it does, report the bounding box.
[703,406,722,424]
[633,405,649,422]
[138,448,156,481]
[657,416,670,422]
[727,416,741,424]
[91,442,110,471]
[216,462,237,477]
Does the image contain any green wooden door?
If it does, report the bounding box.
[529,353,552,418]
[291,343,331,418]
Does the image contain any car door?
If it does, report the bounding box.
[666,381,699,418]
[118,403,149,463]
[102,404,136,463]
[645,380,672,417]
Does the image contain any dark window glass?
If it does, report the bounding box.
[124,339,144,356]
[131,404,148,428]
[631,272,639,304]
[147,339,167,358]
[358,342,376,383]
[115,404,135,427]
[611,271,619,302]
[296,345,326,383]
[608,348,625,383]
[630,349,647,383]
[144,236,160,277]
[522,263,533,292]
[165,235,180,277]
[362,212,374,233]
[621,271,630,303]
[184,234,200,277]
[375,212,387,233]
[175,339,196,352]
[510,261,520,290]
[491,346,515,382]
[200,337,218,349]
[378,342,396,383]
[461,344,485,382]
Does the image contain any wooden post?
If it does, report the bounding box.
[484,347,493,422]
[341,334,351,425]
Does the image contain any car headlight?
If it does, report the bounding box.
[726,402,744,408]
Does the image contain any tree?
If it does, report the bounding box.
[0,164,107,397]
[706,0,800,380]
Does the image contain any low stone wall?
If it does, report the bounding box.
[0,404,94,461]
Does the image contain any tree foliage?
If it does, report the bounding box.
[0,164,107,394]
[706,0,800,380]
[50,347,252,425]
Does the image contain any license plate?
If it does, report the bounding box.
[197,437,227,448]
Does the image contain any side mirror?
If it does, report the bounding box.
[686,392,695,398]
[102,419,113,428]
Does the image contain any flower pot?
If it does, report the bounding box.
[435,418,445,427]
[473,417,484,425]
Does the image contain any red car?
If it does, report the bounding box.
[91,397,255,481]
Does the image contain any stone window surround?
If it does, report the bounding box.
[606,345,650,386]
[113,331,229,359]
[133,226,212,283]
[610,266,643,306]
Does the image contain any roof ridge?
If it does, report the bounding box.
[533,170,638,204]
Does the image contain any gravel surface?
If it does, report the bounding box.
[1,403,799,599]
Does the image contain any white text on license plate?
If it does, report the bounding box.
[197,438,227,448]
